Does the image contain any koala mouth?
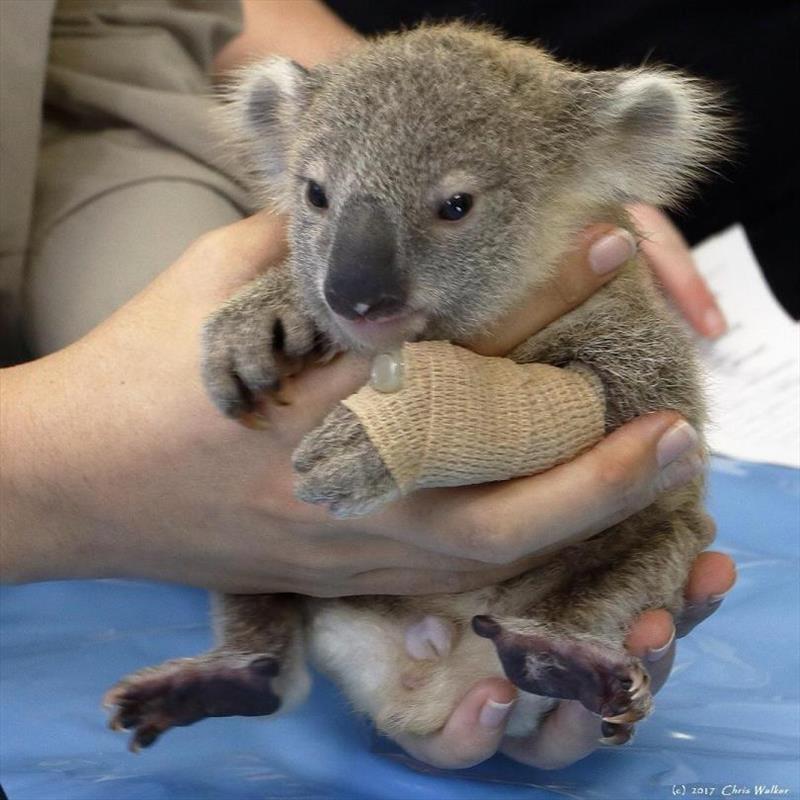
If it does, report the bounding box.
[331,308,427,350]
[350,308,408,326]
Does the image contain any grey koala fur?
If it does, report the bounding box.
[106,23,728,754]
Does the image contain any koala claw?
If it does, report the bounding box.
[202,293,316,419]
[292,404,400,517]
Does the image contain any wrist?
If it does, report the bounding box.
[0,354,120,583]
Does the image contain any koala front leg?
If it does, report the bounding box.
[292,341,606,518]
[202,266,319,419]
[105,594,310,750]
[293,405,400,517]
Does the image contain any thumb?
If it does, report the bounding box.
[464,224,637,357]
[273,353,372,437]
[391,677,517,769]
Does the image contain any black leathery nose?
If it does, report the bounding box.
[324,195,407,320]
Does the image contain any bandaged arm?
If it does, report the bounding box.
[341,341,606,493]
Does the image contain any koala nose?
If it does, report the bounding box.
[324,281,406,321]
[325,194,407,320]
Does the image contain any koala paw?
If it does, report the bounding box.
[201,280,317,418]
[292,405,400,517]
[104,652,282,751]
[473,615,653,745]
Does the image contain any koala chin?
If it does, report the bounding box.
[105,23,728,755]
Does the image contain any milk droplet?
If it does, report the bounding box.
[370,350,404,393]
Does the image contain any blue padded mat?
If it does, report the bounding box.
[2,459,799,800]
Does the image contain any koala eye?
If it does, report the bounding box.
[437,193,473,221]
[439,194,472,222]
[306,180,328,209]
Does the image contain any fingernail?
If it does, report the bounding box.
[479,698,515,730]
[703,308,727,338]
[656,450,705,493]
[656,421,700,468]
[682,596,725,618]
[707,589,731,603]
[683,590,730,613]
[589,229,637,275]
[646,626,676,662]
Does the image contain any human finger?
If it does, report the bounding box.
[168,208,289,301]
[620,550,736,688]
[246,353,372,445]
[391,412,703,564]
[677,550,737,637]
[392,678,517,769]
[466,225,637,357]
[500,700,602,770]
[628,203,726,339]
[501,632,676,770]
[207,208,289,277]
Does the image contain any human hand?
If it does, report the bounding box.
[2,212,706,596]
[382,218,734,769]
[392,544,736,770]
[468,207,724,358]
[0,211,513,594]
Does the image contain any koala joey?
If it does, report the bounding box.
[106,24,728,754]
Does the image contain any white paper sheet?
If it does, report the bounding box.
[691,225,799,468]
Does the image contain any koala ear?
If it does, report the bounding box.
[223,57,311,207]
[586,69,730,207]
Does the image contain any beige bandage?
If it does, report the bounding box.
[341,341,606,493]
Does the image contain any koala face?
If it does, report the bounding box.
[285,57,540,351]
[229,24,725,352]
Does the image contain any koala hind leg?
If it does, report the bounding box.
[475,504,711,744]
[105,594,309,750]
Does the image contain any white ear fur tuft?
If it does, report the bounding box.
[219,57,310,209]
[589,69,731,208]
[254,58,308,103]
[609,74,688,135]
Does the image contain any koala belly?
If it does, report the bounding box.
[306,598,556,739]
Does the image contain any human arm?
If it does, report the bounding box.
[0,210,713,595]
[212,0,361,74]
[0,206,735,770]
